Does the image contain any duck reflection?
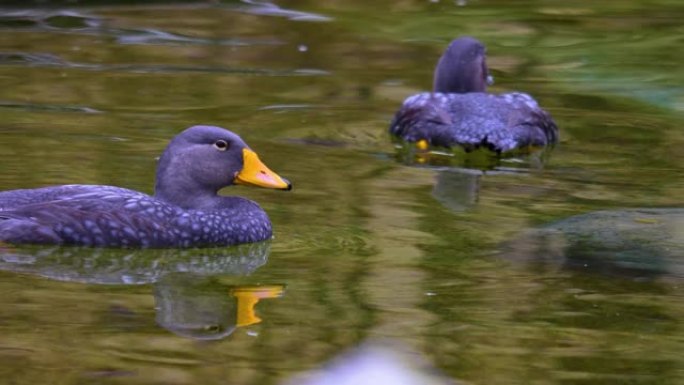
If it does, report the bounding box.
[430,168,481,213]
[392,140,552,170]
[393,143,549,213]
[0,241,284,339]
[155,274,283,340]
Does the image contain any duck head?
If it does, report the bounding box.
[155,125,291,209]
[433,36,493,94]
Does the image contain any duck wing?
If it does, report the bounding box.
[0,187,273,248]
[0,187,178,247]
[0,185,138,210]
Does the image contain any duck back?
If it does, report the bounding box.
[390,92,558,153]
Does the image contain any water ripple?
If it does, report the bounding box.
[116,28,284,47]
[0,51,329,77]
[258,104,318,111]
[0,10,286,48]
[0,10,101,30]
[238,0,333,22]
[0,101,101,114]
[0,52,67,66]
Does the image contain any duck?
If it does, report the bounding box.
[0,125,292,248]
[389,36,558,153]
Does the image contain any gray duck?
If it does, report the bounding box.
[0,125,291,248]
[389,36,558,153]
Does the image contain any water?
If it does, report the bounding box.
[1,1,684,384]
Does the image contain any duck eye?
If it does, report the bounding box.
[213,139,229,151]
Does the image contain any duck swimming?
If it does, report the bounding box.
[389,36,558,153]
[0,125,291,248]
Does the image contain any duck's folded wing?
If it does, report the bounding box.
[0,185,141,210]
[498,93,559,150]
[0,198,175,247]
[439,93,558,152]
[390,93,465,148]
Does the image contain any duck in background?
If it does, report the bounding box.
[389,36,558,154]
[0,125,291,248]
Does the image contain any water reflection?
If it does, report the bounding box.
[0,9,287,47]
[430,168,481,213]
[155,274,283,340]
[0,10,101,30]
[393,140,554,169]
[0,50,327,76]
[238,0,333,22]
[0,242,283,339]
[389,139,556,215]
[480,209,684,382]
[392,145,554,213]
[500,208,684,280]
[284,341,455,385]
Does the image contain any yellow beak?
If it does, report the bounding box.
[234,148,292,190]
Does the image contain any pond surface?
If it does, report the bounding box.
[1,1,684,384]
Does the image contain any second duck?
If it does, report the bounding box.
[389,36,558,154]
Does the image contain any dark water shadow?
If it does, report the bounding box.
[499,208,684,281]
[492,209,684,369]
[0,242,283,340]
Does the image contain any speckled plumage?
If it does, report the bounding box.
[389,36,558,153]
[0,126,290,248]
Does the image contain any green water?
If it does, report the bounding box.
[1,1,684,384]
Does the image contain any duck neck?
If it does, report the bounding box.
[154,181,219,210]
[433,42,488,93]
[154,166,220,210]
[433,60,487,93]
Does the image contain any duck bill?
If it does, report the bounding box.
[234,148,292,190]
